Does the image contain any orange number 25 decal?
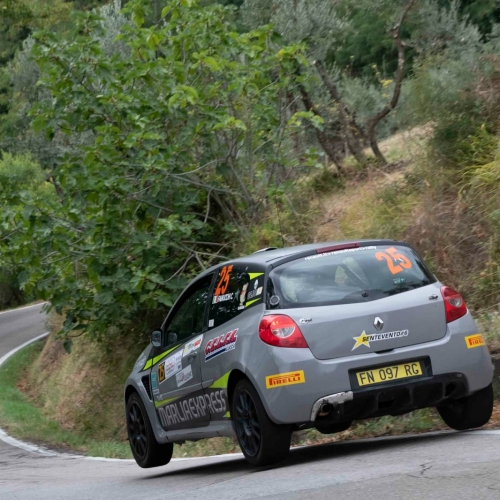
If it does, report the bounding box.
[375,247,412,275]
[215,265,233,295]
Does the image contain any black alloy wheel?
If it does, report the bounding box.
[126,391,173,468]
[232,378,292,466]
[234,389,261,457]
[128,399,148,460]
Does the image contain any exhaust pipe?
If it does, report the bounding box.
[318,403,333,417]
[311,391,353,421]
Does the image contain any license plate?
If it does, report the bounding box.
[355,361,423,387]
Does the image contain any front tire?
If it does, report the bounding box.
[126,391,173,468]
[232,379,292,466]
[438,383,493,431]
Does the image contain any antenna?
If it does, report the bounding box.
[274,199,285,248]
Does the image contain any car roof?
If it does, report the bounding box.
[198,239,402,279]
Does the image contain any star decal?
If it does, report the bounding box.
[352,331,371,351]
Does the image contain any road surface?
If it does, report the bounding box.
[1,303,500,500]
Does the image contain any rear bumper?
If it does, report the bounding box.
[314,373,469,426]
[251,311,493,424]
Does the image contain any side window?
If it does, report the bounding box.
[164,278,211,347]
[209,264,265,329]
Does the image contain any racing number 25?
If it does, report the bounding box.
[375,247,412,275]
[215,265,233,295]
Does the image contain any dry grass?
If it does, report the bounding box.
[309,126,434,244]
[21,311,143,441]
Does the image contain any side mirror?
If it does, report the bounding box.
[151,330,162,348]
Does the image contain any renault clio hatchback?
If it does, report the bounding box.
[125,240,493,468]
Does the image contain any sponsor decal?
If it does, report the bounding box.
[212,293,234,304]
[465,334,485,349]
[238,283,249,310]
[176,365,193,387]
[151,372,158,390]
[157,389,228,428]
[305,246,376,261]
[183,334,203,357]
[352,329,409,351]
[205,329,238,361]
[159,350,182,382]
[266,370,305,389]
[247,279,262,301]
[393,277,406,285]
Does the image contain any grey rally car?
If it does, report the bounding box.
[124,240,494,467]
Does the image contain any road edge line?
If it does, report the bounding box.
[0,331,242,462]
[0,331,59,457]
[0,302,48,316]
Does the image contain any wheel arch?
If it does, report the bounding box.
[227,369,247,409]
[125,384,138,403]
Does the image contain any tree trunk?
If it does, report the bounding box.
[298,84,343,170]
[315,61,366,164]
[365,0,417,165]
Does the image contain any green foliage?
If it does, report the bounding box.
[439,0,500,38]
[404,46,499,169]
[0,0,74,126]
[0,151,45,189]
[0,152,49,309]
[0,0,317,339]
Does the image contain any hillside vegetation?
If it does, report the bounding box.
[14,127,500,457]
[1,0,500,455]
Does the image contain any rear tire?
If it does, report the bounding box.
[126,391,173,468]
[232,379,292,466]
[438,383,493,431]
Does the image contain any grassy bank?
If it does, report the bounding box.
[0,339,131,457]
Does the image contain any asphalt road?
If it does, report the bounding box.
[1,304,500,500]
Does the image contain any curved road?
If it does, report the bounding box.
[1,305,500,499]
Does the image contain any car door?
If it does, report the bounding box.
[153,275,213,431]
[201,263,266,423]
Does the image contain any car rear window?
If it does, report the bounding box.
[268,245,435,309]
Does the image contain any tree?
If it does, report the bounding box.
[269,0,417,165]
[0,0,319,340]
[0,152,51,309]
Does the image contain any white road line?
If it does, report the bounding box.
[0,331,50,368]
[465,430,500,435]
[0,428,57,457]
[0,330,241,462]
[0,302,47,316]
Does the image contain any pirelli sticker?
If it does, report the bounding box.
[465,334,486,349]
[266,370,305,389]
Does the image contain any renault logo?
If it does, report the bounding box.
[374,317,384,330]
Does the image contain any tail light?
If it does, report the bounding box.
[440,286,467,323]
[259,315,309,348]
